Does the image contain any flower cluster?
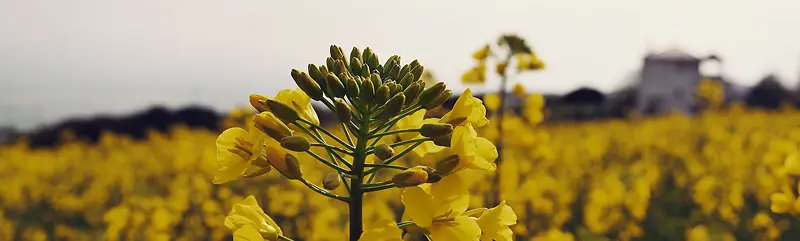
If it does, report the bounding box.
[211,45,515,241]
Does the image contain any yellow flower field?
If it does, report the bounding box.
[2,101,800,240]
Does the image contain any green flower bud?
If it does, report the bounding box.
[335,99,352,123]
[387,62,401,80]
[399,72,415,89]
[367,53,380,72]
[418,82,446,105]
[385,55,400,68]
[423,89,452,110]
[283,153,303,180]
[420,166,443,183]
[435,155,460,175]
[382,60,396,79]
[249,94,270,113]
[323,173,341,190]
[330,45,345,61]
[374,144,395,160]
[319,65,330,76]
[397,65,410,83]
[326,73,346,98]
[411,65,424,82]
[402,83,421,106]
[308,64,328,89]
[326,57,336,74]
[370,73,382,93]
[335,60,349,76]
[280,136,311,152]
[350,47,361,60]
[419,123,453,138]
[359,79,375,102]
[290,70,324,101]
[266,99,299,123]
[432,133,452,147]
[409,59,420,69]
[350,57,363,77]
[375,84,391,105]
[377,93,405,119]
[344,75,360,99]
[392,83,404,98]
[362,47,372,62]
[392,166,428,188]
[360,63,370,78]
[254,112,293,141]
[385,81,398,96]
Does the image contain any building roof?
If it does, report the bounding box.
[646,48,699,61]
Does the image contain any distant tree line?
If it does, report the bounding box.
[3,74,798,147]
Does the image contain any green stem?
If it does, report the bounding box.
[396,221,415,229]
[294,123,353,169]
[363,163,408,171]
[369,128,420,139]
[310,143,352,155]
[367,106,423,147]
[341,122,354,145]
[365,141,426,174]
[349,106,371,241]
[305,151,350,174]
[362,181,396,192]
[299,178,349,202]
[298,118,354,150]
[279,235,295,241]
[368,105,421,135]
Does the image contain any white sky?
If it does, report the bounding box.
[1,0,799,129]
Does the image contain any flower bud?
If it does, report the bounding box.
[326,57,336,74]
[350,47,361,61]
[266,145,302,180]
[266,99,299,123]
[249,94,270,112]
[423,89,452,110]
[420,166,443,183]
[344,75,360,99]
[326,73,346,98]
[242,166,271,178]
[330,45,345,61]
[280,136,311,152]
[283,153,303,180]
[420,123,453,138]
[335,60,349,76]
[398,73,414,90]
[397,65,411,83]
[496,62,507,76]
[392,166,428,188]
[419,82,446,105]
[366,53,380,71]
[360,63,370,78]
[359,79,375,102]
[384,81,398,96]
[375,84,391,105]
[432,133,452,147]
[362,47,373,62]
[291,70,324,101]
[409,59,420,69]
[308,64,328,89]
[378,93,404,119]
[411,65,424,82]
[387,62,401,80]
[335,99,352,122]
[435,155,460,175]
[402,83,421,106]
[374,144,395,160]
[350,57,364,76]
[392,83,404,97]
[254,112,293,140]
[370,73,382,92]
[322,173,341,190]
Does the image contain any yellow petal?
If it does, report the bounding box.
[401,186,435,227]
[431,175,470,215]
[213,154,250,184]
[429,216,481,241]
[233,224,266,241]
[360,219,404,241]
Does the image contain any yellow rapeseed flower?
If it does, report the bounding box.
[359,219,403,241]
[483,94,501,112]
[440,88,490,127]
[213,125,268,184]
[224,196,282,241]
[472,44,491,61]
[450,124,498,172]
[401,175,481,241]
[475,200,517,241]
[274,88,320,126]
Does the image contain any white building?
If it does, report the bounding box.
[636,49,704,115]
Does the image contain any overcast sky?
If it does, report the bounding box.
[1,0,799,130]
